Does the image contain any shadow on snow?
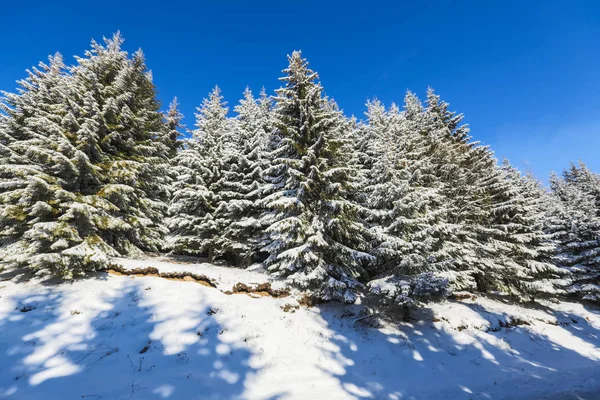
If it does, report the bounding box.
[0,273,284,400]
[0,270,599,400]
[311,299,600,400]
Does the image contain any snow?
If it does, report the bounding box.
[1,258,599,400]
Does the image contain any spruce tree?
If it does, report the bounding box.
[484,161,562,298]
[0,34,170,277]
[68,33,171,256]
[365,94,451,307]
[546,163,600,302]
[367,89,560,301]
[261,51,373,302]
[163,97,184,158]
[420,90,563,298]
[166,134,213,256]
[0,53,96,276]
[211,87,273,266]
[353,99,388,209]
[167,86,232,261]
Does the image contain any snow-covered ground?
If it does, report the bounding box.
[1,258,599,400]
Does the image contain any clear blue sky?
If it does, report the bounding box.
[2,0,599,181]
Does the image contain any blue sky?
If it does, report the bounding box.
[2,0,599,182]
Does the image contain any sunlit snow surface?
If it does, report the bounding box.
[0,258,599,399]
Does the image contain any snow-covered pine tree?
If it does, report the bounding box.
[413,88,487,293]
[485,161,563,298]
[163,97,184,158]
[209,87,273,266]
[166,129,213,256]
[167,86,233,261]
[419,90,561,298]
[161,96,184,226]
[0,53,98,276]
[0,33,171,277]
[352,99,388,208]
[67,33,171,257]
[363,89,583,305]
[546,164,600,302]
[359,99,403,265]
[261,51,373,302]
[563,161,600,210]
[365,93,451,309]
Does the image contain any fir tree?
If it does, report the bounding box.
[364,94,451,308]
[421,90,562,298]
[353,99,388,209]
[0,33,171,277]
[546,163,600,302]
[212,87,273,266]
[163,97,184,158]
[166,136,213,256]
[167,86,232,261]
[485,161,562,298]
[68,33,171,256]
[366,89,560,304]
[0,53,95,276]
[261,51,373,302]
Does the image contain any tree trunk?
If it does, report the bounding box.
[234,253,252,268]
[403,304,411,322]
[474,273,487,293]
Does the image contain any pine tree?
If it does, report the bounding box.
[367,89,560,302]
[163,97,184,158]
[365,93,451,308]
[0,53,96,276]
[161,96,184,227]
[419,90,563,298]
[166,135,213,256]
[546,163,600,302]
[0,33,171,277]
[563,161,600,210]
[261,51,373,302]
[484,161,563,298]
[353,99,388,208]
[68,33,171,256]
[361,99,408,269]
[167,86,232,261]
[211,87,273,266]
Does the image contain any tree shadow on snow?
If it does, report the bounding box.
[0,274,284,399]
[312,300,600,400]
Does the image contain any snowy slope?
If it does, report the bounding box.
[0,258,599,400]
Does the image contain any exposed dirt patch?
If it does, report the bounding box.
[452,291,477,301]
[226,282,289,298]
[281,303,299,313]
[481,317,532,332]
[144,254,208,265]
[107,266,159,278]
[298,293,320,307]
[105,265,216,288]
[104,264,294,300]
[164,275,214,288]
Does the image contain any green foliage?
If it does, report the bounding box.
[0,33,169,276]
